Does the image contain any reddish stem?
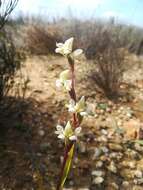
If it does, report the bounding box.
[57,55,79,190]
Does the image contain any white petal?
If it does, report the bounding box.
[72,49,83,58]
[68,106,76,112]
[56,125,64,132]
[56,42,63,47]
[58,134,65,139]
[75,127,82,135]
[55,47,61,53]
[64,37,74,53]
[69,135,77,141]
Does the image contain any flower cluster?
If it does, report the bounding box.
[55,121,81,141]
[55,37,87,143]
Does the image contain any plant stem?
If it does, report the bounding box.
[57,55,78,190]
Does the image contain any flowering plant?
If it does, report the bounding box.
[55,37,87,190]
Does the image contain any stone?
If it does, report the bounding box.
[120,169,134,179]
[107,161,117,173]
[91,170,104,177]
[123,120,140,139]
[101,146,109,153]
[92,176,104,184]
[122,181,129,188]
[108,143,123,151]
[101,129,108,135]
[110,182,119,190]
[78,142,87,154]
[96,161,103,168]
[134,170,142,178]
[38,129,45,137]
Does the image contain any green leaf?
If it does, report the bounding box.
[60,144,75,189]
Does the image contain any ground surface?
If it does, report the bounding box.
[1,54,143,190]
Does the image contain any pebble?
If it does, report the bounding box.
[108,143,123,151]
[134,170,142,178]
[108,161,117,173]
[122,181,129,187]
[117,121,122,127]
[93,148,102,159]
[101,129,108,135]
[78,142,86,154]
[101,146,109,153]
[92,176,104,184]
[91,170,104,177]
[96,161,103,168]
[110,182,119,190]
[97,135,108,142]
[38,129,45,137]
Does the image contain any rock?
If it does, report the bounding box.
[134,170,142,178]
[96,161,103,168]
[123,120,140,139]
[117,121,122,127]
[92,148,102,159]
[92,176,104,184]
[109,152,123,160]
[120,169,134,179]
[134,143,143,152]
[121,160,136,169]
[101,146,109,153]
[108,143,123,151]
[38,129,45,137]
[122,181,129,188]
[97,135,108,142]
[91,170,104,177]
[110,182,119,190]
[78,142,87,154]
[135,178,143,185]
[107,161,117,173]
[101,129,108,135]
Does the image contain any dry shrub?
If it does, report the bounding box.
[90,31,125,99]
[26,25,62,55]
[0,29,21,100]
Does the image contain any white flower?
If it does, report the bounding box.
[67,96,88,116]
[55,37,74,56]
[56,69,72,91]
[55,121,81,141]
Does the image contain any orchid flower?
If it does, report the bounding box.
[56,69,72,91]
[55,37,74,56]
[55,121,81,141]
[67,96,88,116]
[55,37,83,59]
